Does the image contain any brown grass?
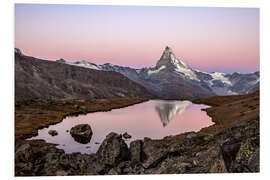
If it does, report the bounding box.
[15,98,148,141]
[15,91,259,148]
[196,91,259,134]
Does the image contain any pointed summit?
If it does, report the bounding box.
[156,46,187,69]
[159,46,175,62]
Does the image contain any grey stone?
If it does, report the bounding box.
[96,132,129,166]
[130,140,143,164]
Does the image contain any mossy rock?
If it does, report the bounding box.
[236,137,258,164]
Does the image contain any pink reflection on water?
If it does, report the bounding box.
[30,100,213,154]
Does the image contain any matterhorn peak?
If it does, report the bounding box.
[156,46,187,69]
[160,46,175,61]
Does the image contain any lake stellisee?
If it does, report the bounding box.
[30,100,213,154]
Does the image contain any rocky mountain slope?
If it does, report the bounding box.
[58,46,259,98]
[15,51,153,100]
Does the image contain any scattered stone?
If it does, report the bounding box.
[108,168,118,175]
[201,133,214,141]
[73,104,80,109]
[48,130,58,136]
[70,124,93,144]
[192,159,199,166]
[80,106,87,110]
[209,152,228,173]
[56,170,68,176]
[123,132,132,139]
[186,132,197,139]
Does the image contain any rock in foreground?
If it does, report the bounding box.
[97,132,129,166]
[15,116,259,176]
[70,124,93,144]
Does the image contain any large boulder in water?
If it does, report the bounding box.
[70,124,93,144]
[48,130,58,136]
[97,132,129,166]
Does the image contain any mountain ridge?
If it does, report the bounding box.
[16,47,259,98]
[15,50,154,100]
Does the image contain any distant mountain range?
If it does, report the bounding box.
[56,46,259,98]
[15,50,153,100]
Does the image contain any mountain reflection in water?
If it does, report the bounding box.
[155,101,192,127]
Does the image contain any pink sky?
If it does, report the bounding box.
[15,4,259,73]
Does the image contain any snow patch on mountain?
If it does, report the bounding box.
[174,63,199,81]
[172,57,188,69]
[71,61,101,70]
[227,90,238,95]
[51,46,259,97]
[147,65,166,75]
[252,78,260,85]
[209,72,232,85]
[135,69,142,74]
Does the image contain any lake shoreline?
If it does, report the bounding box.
[29,100,212,154]
[15,91,259,175]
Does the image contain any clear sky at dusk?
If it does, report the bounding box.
[15,4,259,73]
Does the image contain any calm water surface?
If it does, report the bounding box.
[30,100,213,154]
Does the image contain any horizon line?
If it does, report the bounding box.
[15,47,259,74]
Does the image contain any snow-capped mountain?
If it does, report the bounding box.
[56,46,259,98]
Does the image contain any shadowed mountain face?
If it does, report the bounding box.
[15,52,154,100]
[57,46,259,98]
[155,101,192,127]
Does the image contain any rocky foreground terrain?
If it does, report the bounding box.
[15,91,259,176]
